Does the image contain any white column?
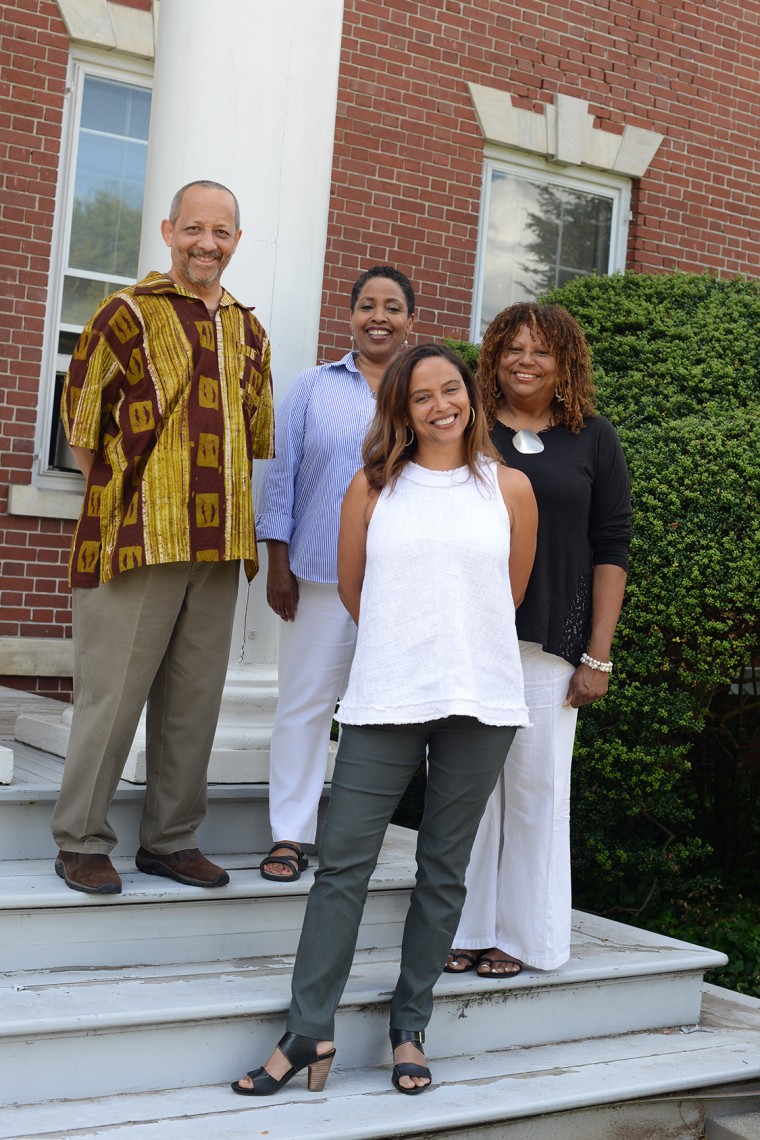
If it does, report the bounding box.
[139,0,345,669]
[16,0,344,783]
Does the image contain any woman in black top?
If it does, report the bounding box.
[445,302,631,978]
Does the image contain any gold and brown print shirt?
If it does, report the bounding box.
[63,272,274,588]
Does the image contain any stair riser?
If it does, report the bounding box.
[0,971,707,1106]
[0,796,328,860]
[1,890,409,971]
[404,1101,707,1140]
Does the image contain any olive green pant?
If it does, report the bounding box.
[287,716,517,1040]
[51,560,240,855]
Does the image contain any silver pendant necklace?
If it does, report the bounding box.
[511,428,545,454]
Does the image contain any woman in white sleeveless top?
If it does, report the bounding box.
[232,344,537,1099]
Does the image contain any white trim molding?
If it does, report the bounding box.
[468,84,664,178]
[56,0,159,59]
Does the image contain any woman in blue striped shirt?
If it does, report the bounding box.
[256,266,416,881]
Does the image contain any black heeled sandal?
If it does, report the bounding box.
[231,1031,336,1096]
[389,1028,431,1095]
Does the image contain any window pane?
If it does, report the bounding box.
[47,67,151,475]
[57,330,81,356]
[80,77,151,140]
[60,275,127,328]
[479,170,613,335]
[67,76,150,279]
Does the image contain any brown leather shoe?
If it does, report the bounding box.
[55,850,122,895]
[135,847,229,887]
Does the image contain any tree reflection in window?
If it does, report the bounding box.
[59,75,150,350]
[478,168,614,336]
[519,182,612,298]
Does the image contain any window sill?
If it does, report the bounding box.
[7,484,83,522]
[0,637,73,677]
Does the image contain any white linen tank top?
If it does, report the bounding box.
[337,458,529,727]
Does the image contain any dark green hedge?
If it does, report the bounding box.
[449,271,760,994]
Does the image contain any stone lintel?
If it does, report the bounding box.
[611,124,666,177]
[57,0,158,58]
[467,82,548,156]
[468,82,663,178]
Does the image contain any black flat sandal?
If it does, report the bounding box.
[443,949,480,973]
[259,842,309,882]
[231,1031,336,1096]
[389,1028,431,1095]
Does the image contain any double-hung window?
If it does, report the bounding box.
[471,150,630,339]
[41,52,152,477]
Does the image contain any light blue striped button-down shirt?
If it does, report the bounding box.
[256,352,376,583]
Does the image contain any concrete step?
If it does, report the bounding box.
[11,664,289,783]
[0,830,414,971]
[1,711,754,1138]
[707,1113,760,1139]
[0,737,333,859]
[0,780,300,860]
[0,878,728,1105]
[3,988,760,1139]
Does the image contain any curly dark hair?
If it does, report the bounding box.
[363,343,499,491]
[350,266,416,315]
[478,302,596,433]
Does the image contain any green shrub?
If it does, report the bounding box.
[448,272,760,992]
[655,878,760,997]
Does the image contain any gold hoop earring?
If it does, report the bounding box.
[468,406,476,426]
[494,382,502,399]
[405,425,415,447]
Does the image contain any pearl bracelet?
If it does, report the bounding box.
[580,652,613,673]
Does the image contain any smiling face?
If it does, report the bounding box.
[406,354,472,452]
[350,276,414,367]
[161,185,241,303]
[496,323,558,410]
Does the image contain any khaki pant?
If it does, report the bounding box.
[51,560,240,855]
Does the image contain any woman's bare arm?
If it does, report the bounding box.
[497,466,538,608]
[337,471,375,625]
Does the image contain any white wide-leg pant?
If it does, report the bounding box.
[267,579,357,845]
[454,642,579,970]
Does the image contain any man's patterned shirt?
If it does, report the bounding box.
[62,272,274,587]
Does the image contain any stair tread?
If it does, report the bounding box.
[0,915,727,1037]
[0,721,746,1135]
[0,828,416,906]
[3,1014,759,1140]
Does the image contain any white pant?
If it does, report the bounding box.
[454,642,578,970]
[268,579,357,844]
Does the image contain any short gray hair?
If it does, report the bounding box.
[169,180,240,230]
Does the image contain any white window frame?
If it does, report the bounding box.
[34,47,152,492]
[470,147,631,342]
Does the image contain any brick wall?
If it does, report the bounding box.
[317,0,760,360]
[0,0,72,691]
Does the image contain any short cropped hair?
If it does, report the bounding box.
[168,180,241,231]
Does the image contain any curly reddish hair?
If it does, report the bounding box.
[478,302,597,433]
